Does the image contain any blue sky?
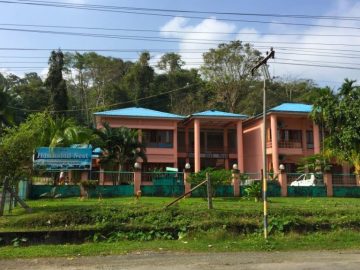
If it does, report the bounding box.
[1,0,360,88]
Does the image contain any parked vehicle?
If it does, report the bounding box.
[290,173,324,186]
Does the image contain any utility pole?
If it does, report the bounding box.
[251,48,275,239]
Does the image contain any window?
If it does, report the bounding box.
[279,130,302,141]
[306,130,314,149]
[143,130,173,148]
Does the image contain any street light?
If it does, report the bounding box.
[232,163,238,170]
[279,164,285,172]
[134,162,141,170]
[185,163,191,170]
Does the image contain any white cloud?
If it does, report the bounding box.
[160,17,236,69]
[159,1,360,87]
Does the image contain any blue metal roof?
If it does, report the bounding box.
[191,110,248,119]
[94,107,184,120]
[269,103,313,113]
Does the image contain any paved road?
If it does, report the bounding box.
[2,250,360,270]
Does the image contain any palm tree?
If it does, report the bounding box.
[41,116,93,147]
[94,123,146,184]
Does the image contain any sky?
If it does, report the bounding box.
[1,0,360,89]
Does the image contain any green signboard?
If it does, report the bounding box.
[33,147,92,171]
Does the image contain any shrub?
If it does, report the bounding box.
[244,182,262,202]
[187,168,232,197]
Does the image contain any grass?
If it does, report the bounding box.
[1,197,360,258]
[1,230,360,259]
[1,197,359,233]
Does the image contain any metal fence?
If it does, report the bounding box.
[332,174,357,186]
[141,172,184,185]
[240,172,261,185]
[90,171,134,185]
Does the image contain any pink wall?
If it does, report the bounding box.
[95,115,180,167]
[243,113,320,173]
[243,121,263,173]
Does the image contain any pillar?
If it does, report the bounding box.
[194,119,201,172]
[184,169,191,196]
[342,163,350,186]
[236,121,244,172]
[232,169,240,196]
[185,126,189,163]
[173,122,178,168]
[301,119,307,153]
[138,129,142,143]
[278,170,288,197]
[80,171,88,181]
[324,173,333,197]
[270,114,279,173]
[134,170,142,195]
[313,122,321,154]
[224,128,229,169]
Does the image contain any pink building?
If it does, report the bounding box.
[243,103,320,174]
[94,103,321,174]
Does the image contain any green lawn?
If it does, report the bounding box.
[1,197,360,258]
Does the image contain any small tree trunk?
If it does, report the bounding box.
[117,163,123,185]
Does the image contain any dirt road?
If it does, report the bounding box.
[2,250,360,270]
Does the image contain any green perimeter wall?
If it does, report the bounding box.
[28,184,360,199]
[30,185,133,199]
[333,186,360,197]
[287,186,327,197]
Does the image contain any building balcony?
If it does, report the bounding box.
[178,145,236,156]
[267,140,303,149]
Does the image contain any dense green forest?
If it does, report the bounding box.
[0,41,324,128]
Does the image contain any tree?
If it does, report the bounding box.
[122,51,154,106]
[45,50,68,117]
[42,117,93,147]
[65,52,132,125]
[0,88,14,132]
[0,113,51,184]
[94,123,146,182]
[311,79,360,174]
[201,41,261,113]
[157,53,185,73]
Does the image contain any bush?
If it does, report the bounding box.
[187,168,232,197]
[244,182,262,202]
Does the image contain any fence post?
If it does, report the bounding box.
[324,172,333,197]
[81,171,89,181]
[278,170,288,197]
[134,170,142,196]
[232,169,240,197]
[356,174,360,186]
[99,168,105,185]
[206,172,213,209]
[184,169,192,197]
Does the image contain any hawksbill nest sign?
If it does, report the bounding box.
[33,146,92,171]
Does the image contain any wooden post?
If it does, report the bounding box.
[206,172,213,209]
[324,173,333,197]
[0,177,8,216]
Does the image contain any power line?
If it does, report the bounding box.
[2,23,360,38]
[4,27,360,49]
[12,0,360,21]
[273,61,360,70]
[3,0,360,30]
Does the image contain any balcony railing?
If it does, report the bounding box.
[177,145,236,154]
[267,140,302,149]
